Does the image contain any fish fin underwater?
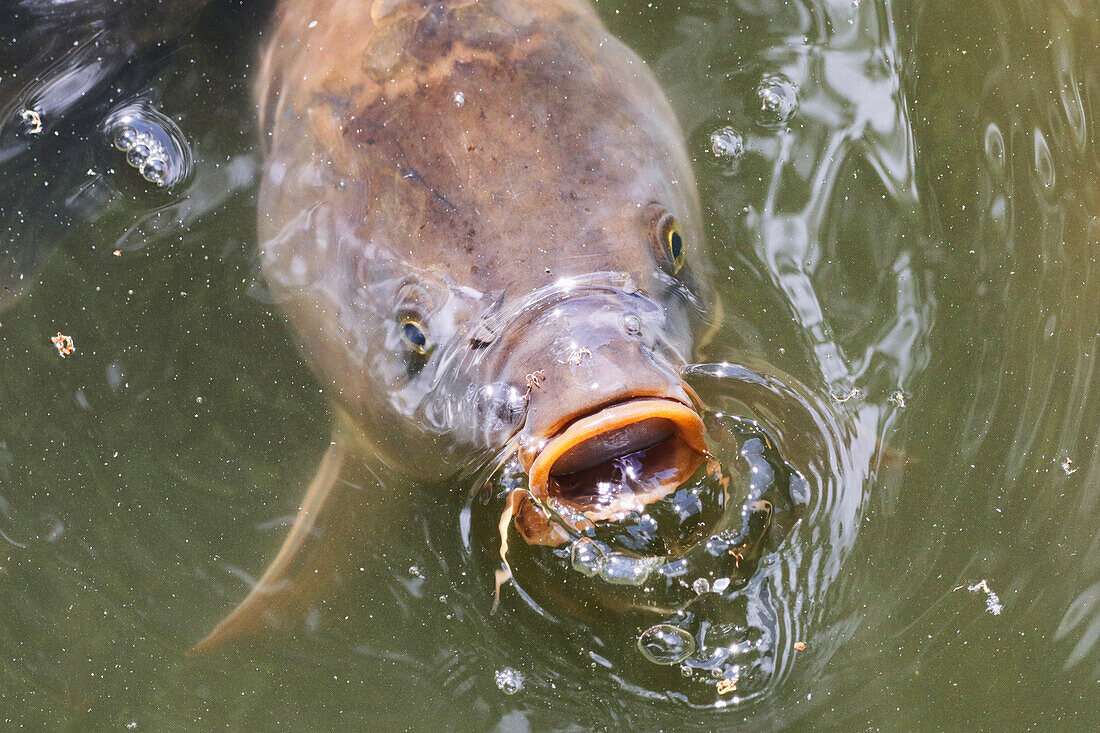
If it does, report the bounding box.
[191,422,388,654]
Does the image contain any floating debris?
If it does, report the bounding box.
[50,332,75,357]
[956,579,1003,615]
[453,91,466,108]
[522,369,547,399]
[832,388,861,403]
[112,250,122,257]
[716,676,738,695]
[494,667,524,695]
[1061,456,1077,475]
[793,641,806,651]
[889,390,907,409]
[19,109,43,135]
[557,347,592,366]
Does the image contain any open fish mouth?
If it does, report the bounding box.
[514,398,708,545]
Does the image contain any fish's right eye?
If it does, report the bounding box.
[398,313,432,358]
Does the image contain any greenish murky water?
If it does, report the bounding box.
[1,0,1098,728]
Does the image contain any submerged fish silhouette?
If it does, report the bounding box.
[193,0,714,652]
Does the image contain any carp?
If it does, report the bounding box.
[194,0,713,651]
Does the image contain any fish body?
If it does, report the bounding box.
[197,0,711,650]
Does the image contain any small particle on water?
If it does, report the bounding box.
[637,624,696,665]
[50,332,75,357]
[112,249,122,257]
[955,579,1003,615]
[20,109,43,135]
[692,578,711,595]
[709,126,744,161]
[408,565,423,577]
[793,641,807,651]
[453,91,466,107]
[833,388,861,403]
[751,73,798,128]
[1061,456,1077,475]
[494,667,524,695]
[889,390,907,409]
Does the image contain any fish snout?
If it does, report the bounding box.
[514,396,708,546]
[479,288,706,544]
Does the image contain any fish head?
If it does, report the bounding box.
[255,0,715,540]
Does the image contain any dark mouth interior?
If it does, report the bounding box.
[548,423,690,511]
[550,417,676,477]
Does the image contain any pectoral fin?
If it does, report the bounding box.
[190,431,351,654]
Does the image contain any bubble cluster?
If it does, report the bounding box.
[494,667,524,695]
[568,538,661,586]
[637,624,696,665]
[113,124,170,185]
[102,102,192,191]
[751,73,798,128]
[709,126,744,162]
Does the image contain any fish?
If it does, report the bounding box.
[193,0,714,652]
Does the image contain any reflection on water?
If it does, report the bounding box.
[0,0,1096,729]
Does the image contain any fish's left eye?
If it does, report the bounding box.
[660,215,686,274]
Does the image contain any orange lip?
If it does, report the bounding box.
[513,398,708,545]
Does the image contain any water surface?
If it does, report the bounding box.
[0,0,1097,729]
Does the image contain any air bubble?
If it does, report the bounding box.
[113,126,138,151]
[126,144,151,169]
[637,624,696,665]
[659,558,689,577]
[494,667,524,695]
[710,126,744,162]
[705,536,729,556]
[692,577,711,595]
[141,157,168,185]
[751,73,798,128]
[570,538,610,577]
[598,553,660,586]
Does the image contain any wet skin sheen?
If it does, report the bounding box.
[195,0,712,650]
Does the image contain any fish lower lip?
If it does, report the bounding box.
[518,398,708,544]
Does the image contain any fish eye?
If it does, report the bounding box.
[649,207,686,275]
[663,217,685,273]
[399,315,432,356]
